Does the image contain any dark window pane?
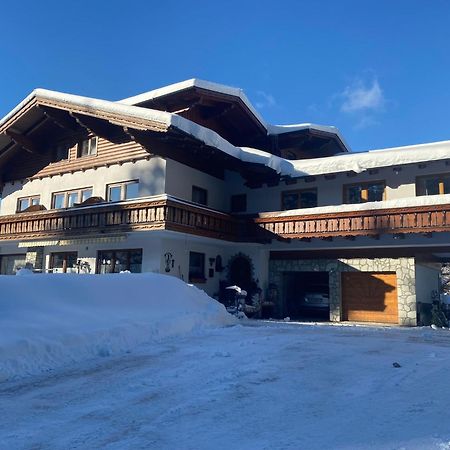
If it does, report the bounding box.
[299,191,317,208]
[282,192,299,210]
[98,251,114,274]
[425,178,440,195]
[231,194,247,212]
[347,186,362,203]
[192,186,208,205]
[189,252,205,280]
[128,250,142,273]
[367,184,384,202]
[444,178,450,194]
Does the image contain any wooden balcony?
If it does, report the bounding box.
[0,196,255,243]
[254,203,450,239]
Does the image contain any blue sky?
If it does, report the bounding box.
[1,0,450,152]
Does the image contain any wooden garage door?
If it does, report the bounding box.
[342,272,398,324]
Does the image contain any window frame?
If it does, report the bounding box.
[96,249,143,274]
[51,187,93,209]
[0,253,27,275]
[416,173,450,196]
[189,251,206,283]
[16,195,40,212]
[77,137,98,158]
[343,180,386,204]
[49,252,78,273]
[106,180,140,202]
[281,188,318,211]
[192,185,208,206]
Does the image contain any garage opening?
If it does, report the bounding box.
[283,271,330,321]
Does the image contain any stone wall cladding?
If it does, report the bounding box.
[269,257,416,326]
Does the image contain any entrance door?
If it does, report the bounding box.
[342,272,398,324]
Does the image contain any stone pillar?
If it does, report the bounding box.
[25,246,44,272]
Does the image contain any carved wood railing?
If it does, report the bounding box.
[0,197,254,242]
[254,203,450,239]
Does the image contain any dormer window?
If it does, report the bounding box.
[54,143,69,161]
[77,137,97,157]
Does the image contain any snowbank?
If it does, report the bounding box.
[0,273,235,381]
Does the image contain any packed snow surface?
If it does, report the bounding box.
[2,322,450,449]
[0,273,235,381]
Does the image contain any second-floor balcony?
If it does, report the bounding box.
[0,195,254,243]
[2,195,450,244]
[254,200,450,239]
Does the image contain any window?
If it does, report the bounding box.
[107,180,139,202]
[344,181,385,204]
[50,252,78,273]
[0,254,26,275]
[97,249,142,274]
[192,186,208,206]
[17,195,40,212]
[51,188,93,209]
[54,143,69,162]
[189,252,205,282]
[231,194,247,213]
[281,189,317,210]
[77,137,97,157]
[416,174,450,196]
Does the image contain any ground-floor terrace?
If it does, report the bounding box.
[0,194,448,326]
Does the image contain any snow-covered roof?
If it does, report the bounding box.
[119,78,350,150]
[2,88,450,181]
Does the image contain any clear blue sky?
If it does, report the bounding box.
[1,0,450,152]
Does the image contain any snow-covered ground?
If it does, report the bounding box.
[0,272,234,381]
[2,321,450,450]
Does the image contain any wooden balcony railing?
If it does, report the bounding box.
[254,203,450,239]
[0,197,255,242]
[3,198,450,244]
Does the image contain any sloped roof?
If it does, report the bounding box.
[1,87,450,182]
[119,78,350,151]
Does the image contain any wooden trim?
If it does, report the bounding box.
[0,197,256,243]
[255,202,450,239]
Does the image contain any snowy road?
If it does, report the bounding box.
[2,322,450,450]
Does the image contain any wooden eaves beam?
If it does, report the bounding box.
[5,130,41,154]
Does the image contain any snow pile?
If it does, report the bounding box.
[0,273,235,381]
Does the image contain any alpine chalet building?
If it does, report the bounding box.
[0,79,447,326]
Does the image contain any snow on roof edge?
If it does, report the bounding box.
[119,78,268,129]
[2,88,450,181]
[119,79,349,150]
